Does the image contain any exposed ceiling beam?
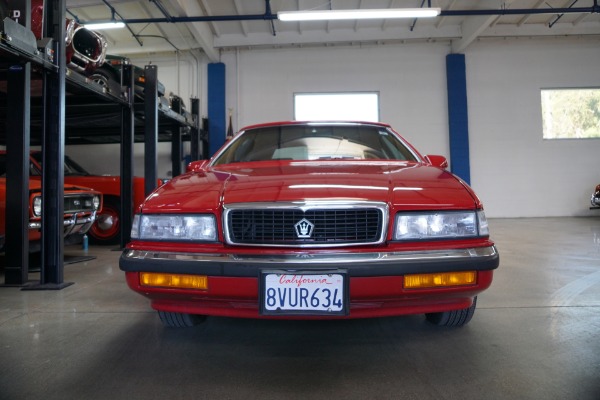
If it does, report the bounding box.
[451,14,498,53]
[174,0,219,61]
[233,0,250,37]
[199,0,221,38]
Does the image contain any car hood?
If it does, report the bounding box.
[25,179,94,193]
[142,161,480,213]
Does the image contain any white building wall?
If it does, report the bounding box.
[466,38,600,217]
[222,38,600,218]
[222,43,451,158]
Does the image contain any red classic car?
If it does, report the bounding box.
[119,121,499,328]
[29,151,150,245]
[0,153,102,252]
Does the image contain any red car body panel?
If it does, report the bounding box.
[147,161,479,215]
[125,271,494,320]
[59,175,148,213]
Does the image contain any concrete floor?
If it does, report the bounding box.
[0,217,599,400]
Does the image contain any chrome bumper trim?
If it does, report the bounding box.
[122,245,498,265]
[29,212,96,234]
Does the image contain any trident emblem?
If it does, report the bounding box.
[294,218,315,238]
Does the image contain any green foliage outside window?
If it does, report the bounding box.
[541,88,600,139]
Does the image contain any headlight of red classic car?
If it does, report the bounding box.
[130,214,217,241]
[120,121,499,328]
[393,211,488,240]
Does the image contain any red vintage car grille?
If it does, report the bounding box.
[226,208,384,246]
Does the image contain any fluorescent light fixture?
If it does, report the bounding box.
[83,21,126,30]
[278,8,441,21]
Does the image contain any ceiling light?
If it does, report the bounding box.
[83,21,126,30]
[278,8,441,22]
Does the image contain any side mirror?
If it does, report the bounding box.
[424,155,448,169]
[186,160,209,173]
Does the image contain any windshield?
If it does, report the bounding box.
[212,124,418,165]
[30,153,90,176]
[0,154,41,177]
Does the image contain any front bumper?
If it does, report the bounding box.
[119,245,499,277]
[29,211,97,237]
[120,245,498,319]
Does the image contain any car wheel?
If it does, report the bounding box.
[89,68,116,92]
[158,311,207,328]
[88,197,121,245]
[426,296,477,327]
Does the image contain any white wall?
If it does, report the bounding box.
[221,38,600,218]
[222,43,451,157]
[466,38,600,217]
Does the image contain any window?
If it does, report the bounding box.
[294,92,379,122]
[541,88,600,139]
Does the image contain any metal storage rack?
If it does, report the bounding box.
[0,3,201,288]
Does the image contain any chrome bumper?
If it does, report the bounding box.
[29,211,97,237]
[120,245,499,277]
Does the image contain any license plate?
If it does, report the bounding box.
[260,270,348,316]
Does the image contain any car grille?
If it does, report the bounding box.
[224,203,387,247]
[64,194,96,213]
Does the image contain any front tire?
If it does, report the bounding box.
[158,311,206,328]
[426,297,477,327]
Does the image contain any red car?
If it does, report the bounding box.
[119,121,499,327]
[0,154,102,252]
[28,152,149,245]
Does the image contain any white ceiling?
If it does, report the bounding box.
[66,0,600,61]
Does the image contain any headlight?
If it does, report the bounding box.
[130,214,217,241]
[393,210,489,240]
[93,195,101,211]
[33,196,42,217]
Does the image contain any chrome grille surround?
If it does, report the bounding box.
[64,193,97,213]
[223,201,389,248]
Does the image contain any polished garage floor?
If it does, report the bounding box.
[0,218,599,400]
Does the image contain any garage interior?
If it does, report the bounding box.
[1,1,599,399]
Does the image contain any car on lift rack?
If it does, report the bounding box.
[89,54,166,98]
[31,0,107,75]
[28,151,157,245]
[119,121,499,328]
[0,152,102,252]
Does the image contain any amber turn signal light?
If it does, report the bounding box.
[140,272,208,290]
[404,271,476,289]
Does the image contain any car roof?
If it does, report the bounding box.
[239,121,392,132]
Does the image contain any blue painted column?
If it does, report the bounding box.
[446,54,471,185]
[208,62,226,156]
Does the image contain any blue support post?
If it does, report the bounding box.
[446,54,471,185]
[208,63,226,156]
